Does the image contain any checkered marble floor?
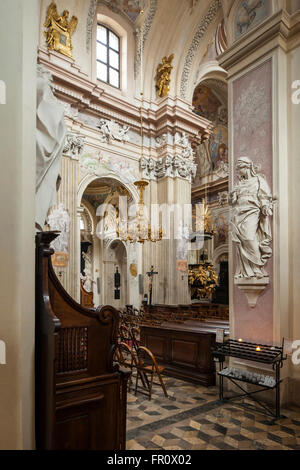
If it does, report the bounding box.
[126,376,300,450]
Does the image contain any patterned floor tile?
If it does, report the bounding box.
[126,376,300,450]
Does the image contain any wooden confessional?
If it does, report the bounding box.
[35,231,130,450]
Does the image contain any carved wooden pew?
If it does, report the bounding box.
[35,232,130,450]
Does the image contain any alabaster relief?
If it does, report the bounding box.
[97,119,130,143]
[47,203,70,253]
[229,157,275,308]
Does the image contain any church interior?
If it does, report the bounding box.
[1,0,300,451]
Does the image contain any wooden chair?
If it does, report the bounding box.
[114,341,138,392]
[135,346,168,400]
[129,326,140,354]
[119,324,132,346]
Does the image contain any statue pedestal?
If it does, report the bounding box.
[235,277,269,308]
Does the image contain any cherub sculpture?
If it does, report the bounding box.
[44,2,78,59]
[155,54,174,97]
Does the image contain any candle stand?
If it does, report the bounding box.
[213,339,287,420]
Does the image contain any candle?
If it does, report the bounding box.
[238,338,243,342]
[256,346,261,352]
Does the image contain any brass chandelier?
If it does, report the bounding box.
[116,9,163,245]
[116,180,163,244]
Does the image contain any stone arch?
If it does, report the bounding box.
[81,198,96,235]
[77,172,139,208]
[212,243,229,270]
[103,238,128,308]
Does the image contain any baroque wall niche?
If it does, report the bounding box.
[192,79,228,184]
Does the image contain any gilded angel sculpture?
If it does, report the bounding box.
[155,54,174,97]
[44,2,78,59]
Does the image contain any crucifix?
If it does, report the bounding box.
[146,265,158,309]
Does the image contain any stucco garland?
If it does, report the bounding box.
[86,0,98,52]
[180,0,221,99]
[134,0,158,78]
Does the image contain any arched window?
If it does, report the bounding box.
[97,24,120,88]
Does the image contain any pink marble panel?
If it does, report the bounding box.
[232,59,273,344]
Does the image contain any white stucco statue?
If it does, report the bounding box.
[36,65,66,230]
[230,156,274,279]
[47,203,70,253]
[81,246,94,292]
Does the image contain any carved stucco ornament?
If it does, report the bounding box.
[63,132,85,159]
[141,132,197,182]
[97,119,130,143]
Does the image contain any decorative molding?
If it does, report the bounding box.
[98,0,147,24]
[134,0,158,78]
[97,118,130,143]
[235,277,269,308]
[63,132,85,159]
[64,103,79,120]
[86,0,97,52]
[180,0,221,98]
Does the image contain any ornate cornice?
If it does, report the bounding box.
[180,0,221,98]
[37,49,212,145]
